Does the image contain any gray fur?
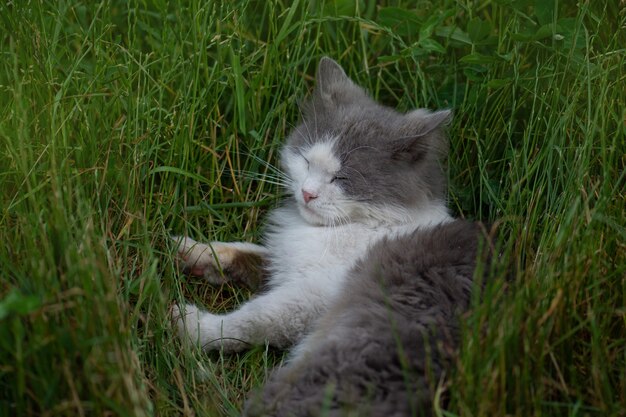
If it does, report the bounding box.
[285,58,451,209]
[239,59,492,416]
[174,58,494,416]
[244,220,493,417]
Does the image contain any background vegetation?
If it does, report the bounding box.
[1,0,624,416]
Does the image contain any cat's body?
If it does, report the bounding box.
[174,188,450,352]
[173,58,494,416]
[245,220,487,417]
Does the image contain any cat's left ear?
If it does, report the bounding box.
[316,57,352,95]
[391,109,452,162]
[313,57,366,108]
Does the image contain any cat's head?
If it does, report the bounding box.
[281,57,451,226]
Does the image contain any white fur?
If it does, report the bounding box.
[174,203,451,351]
[174,138,453,351]
[282,139,349,226]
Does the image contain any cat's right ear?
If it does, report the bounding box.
[406,109,452,137]
[390,109,452,162]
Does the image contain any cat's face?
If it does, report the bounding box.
[281,58,451,226]
[282,139,354,226]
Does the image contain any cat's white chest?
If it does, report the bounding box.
[262,203,451,312]
[264,206,380,292]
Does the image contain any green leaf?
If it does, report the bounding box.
[377,54,402,63]
[510,30,537,42]
[534,23,555,41]
[463,65,489,81]
[486,78,514,88]
[377,7,422,37]
[321,0,356,16]
[0,289,41,320]
[459,52,501,65]
[436,26,472,46]
[556,18,586,49]
[511,24,553,42]
[418,38,446,54]
[506,0,534,10]
[419,13,442,40]
[467,17,493,43]
[535,0,556,25]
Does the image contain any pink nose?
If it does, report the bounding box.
[302,190,318,204]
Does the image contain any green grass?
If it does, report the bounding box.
[0,1,624,416]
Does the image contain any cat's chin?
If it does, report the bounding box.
[297,204,335,226]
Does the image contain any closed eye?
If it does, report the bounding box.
[331,176,348,183]
[295,149,310,167]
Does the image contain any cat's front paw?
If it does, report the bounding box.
[172,303,201,344]
[171,236,234,285]
[171,237,268,289]
[171,303,219,347]
[171,303,244,351]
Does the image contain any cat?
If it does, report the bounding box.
[173,57,495,416]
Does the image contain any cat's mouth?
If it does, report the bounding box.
[298,202,332,226]
[299,202,321,216]
[298,201,352,227]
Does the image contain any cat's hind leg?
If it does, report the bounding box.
[172,236,269,289]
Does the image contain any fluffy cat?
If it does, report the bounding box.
[173,58,494,416]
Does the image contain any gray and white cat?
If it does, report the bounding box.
[173,58,494,416]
